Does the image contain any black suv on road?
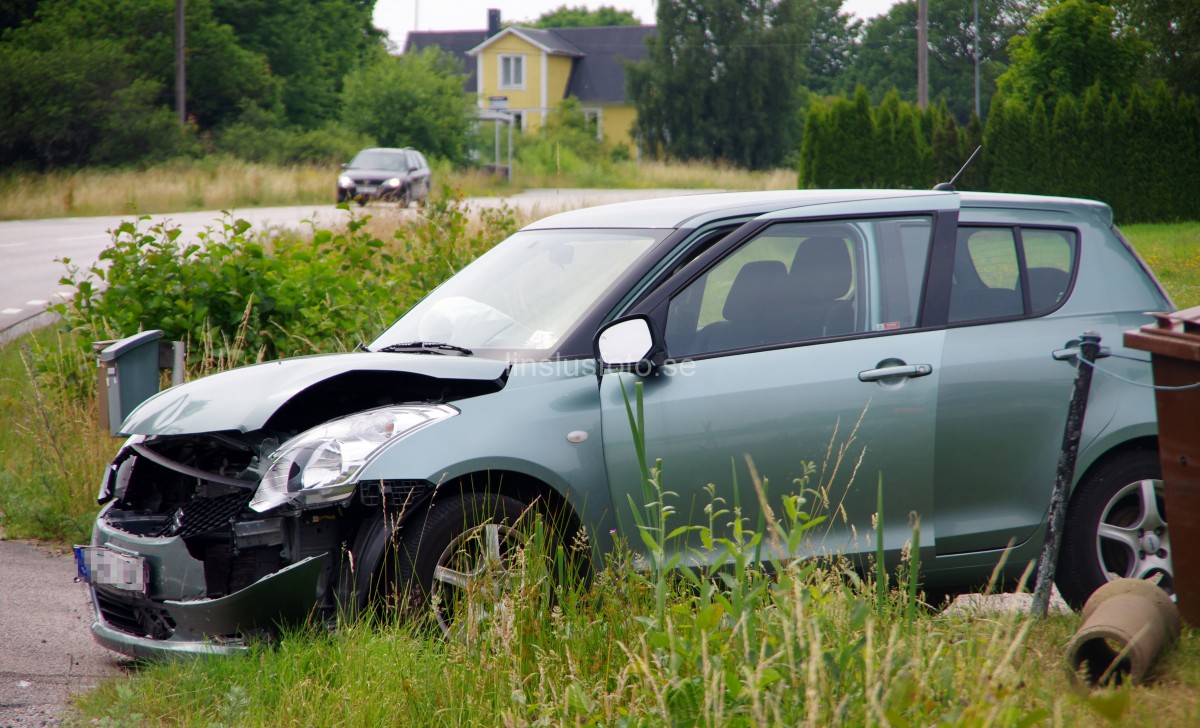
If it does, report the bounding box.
[337,147,431,206]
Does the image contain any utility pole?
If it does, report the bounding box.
[974,0,981,119]
[917,0,928,109]
[175,0,186,127]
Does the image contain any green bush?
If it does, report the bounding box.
[214,115,374,165]
[517,97,618,177]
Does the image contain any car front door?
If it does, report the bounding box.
[599,198,959,567]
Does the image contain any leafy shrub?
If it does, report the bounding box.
[214,115,374,166]
[517,97,619,178]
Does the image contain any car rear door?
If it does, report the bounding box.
[928,213,1087,557]
[599,195,959,567]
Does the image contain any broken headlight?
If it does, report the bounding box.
[250,404,457,512]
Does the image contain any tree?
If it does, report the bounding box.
[0,0,36,33]
[341,48,474,163]
[4,0,281,131]
[0,39,183,168]
[211,0,382,128]
[627,0,805,169]
[844,0,1037,123]
[1115,0,1200,98]
[996,1,1148,105]
[530,5,640,28]
[798,0,861,96]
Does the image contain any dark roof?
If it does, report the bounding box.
[403,25,655,103]
[404,30,488,93]
[507,27,583,56]
[555,26,654,103]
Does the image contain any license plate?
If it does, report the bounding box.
[74,546,148,593]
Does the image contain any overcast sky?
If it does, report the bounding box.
[374,1,900,47]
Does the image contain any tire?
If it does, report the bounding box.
[385,493,536,637]
[400,187,411,208]
[1056,450,1168,608]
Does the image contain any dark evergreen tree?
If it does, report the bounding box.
[959,112,986,190]
[932,101,963,184]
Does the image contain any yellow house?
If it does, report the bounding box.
[405,14,653,151]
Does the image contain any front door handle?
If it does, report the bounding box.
[858,363,933,382]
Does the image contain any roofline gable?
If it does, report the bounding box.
[466,26,583,57]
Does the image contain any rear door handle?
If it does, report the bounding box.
[858,364,933,382]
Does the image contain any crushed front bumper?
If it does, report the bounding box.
[85,553,326,660]
[83,507,328,660]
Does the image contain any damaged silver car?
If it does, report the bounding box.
[78,190,1172,659]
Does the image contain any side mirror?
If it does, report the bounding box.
[595,315,664,373]
[340,163,349,170]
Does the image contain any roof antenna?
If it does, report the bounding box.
[933,145,982,191]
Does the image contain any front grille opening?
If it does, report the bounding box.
[94,589,176,640]
[162,491,253,538]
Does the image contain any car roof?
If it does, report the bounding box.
[521,189,1114,230]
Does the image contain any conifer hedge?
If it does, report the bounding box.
[797,83,1200,223]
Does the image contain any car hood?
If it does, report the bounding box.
[119,352,510,436]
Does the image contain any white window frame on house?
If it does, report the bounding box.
[583,109,603,140]
[499,54,525,90]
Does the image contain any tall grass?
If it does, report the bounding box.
[0,159,797,221]
[0,157,335,220]
[0,328,119,541]
[68,404,1200,725]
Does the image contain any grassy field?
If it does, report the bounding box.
[0,159,797,220]
[1123,222,1200,310]
[0,211,1196,726]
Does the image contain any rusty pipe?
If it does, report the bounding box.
[1067,578,1180,688]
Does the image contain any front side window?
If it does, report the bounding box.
[499,54,525,89]
[949,226,1076,323]
[665,217,933,358]
[371,230,663,358]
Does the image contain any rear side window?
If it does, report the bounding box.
[949,227,1076,323]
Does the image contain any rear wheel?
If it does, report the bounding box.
[1056,450,1168,607]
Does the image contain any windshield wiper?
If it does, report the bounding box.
[375,341,474,356]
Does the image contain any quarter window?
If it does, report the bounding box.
[499,55,525,89]
[665,217,933,358]
[949,227,1076,323]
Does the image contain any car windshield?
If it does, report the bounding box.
[369,229,664,358]
[350,150,409,171]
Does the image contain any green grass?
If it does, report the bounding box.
[1122,222,1200,310]
[67,518,1200,727]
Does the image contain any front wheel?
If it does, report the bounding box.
[1056,450,1169,608]
[390,493,537,637]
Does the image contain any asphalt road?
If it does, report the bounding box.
[0,540,127,727]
